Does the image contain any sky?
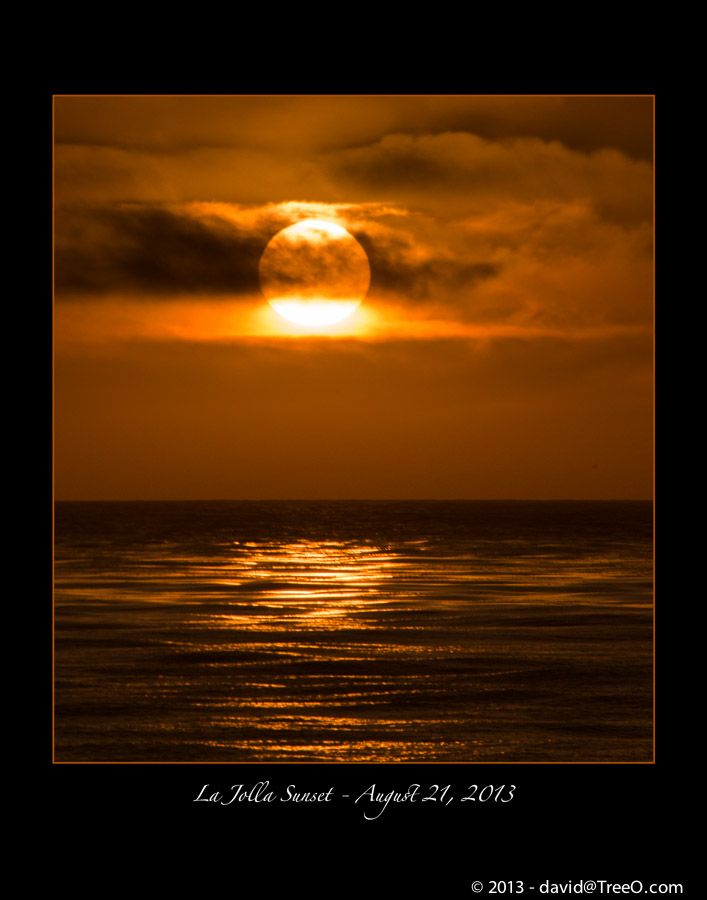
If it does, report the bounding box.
[54,95,653,500]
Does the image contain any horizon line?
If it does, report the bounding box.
[54,497,653,503]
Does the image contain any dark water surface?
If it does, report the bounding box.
[54,501,653,762]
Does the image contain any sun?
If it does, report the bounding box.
[258,219,370,326]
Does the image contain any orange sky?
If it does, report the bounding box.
[54,96,653,500]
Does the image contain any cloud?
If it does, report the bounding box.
[327,132,652,224]
[350,221,500,303]
[54,96,653,161]
[54,109,652,343]
[52,98,653,502]
[54,201,502,306]
[54,193,651,343]
[55,203,273,298]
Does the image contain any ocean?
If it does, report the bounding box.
[54,500,653,762]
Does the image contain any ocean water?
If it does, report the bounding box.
[54,500,653,762]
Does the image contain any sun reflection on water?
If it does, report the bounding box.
[54,502,654,762]
[195,539,398,631]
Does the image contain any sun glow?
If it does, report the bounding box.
[259,219,370,328]
[268,299,362,326]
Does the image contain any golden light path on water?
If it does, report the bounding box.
[172,539,470,761]
[194,540,399,629]
[165,539,557,761]
[54,505,654,763]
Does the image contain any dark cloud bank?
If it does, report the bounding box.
[55,203,501,303]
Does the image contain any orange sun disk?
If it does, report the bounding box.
[258,219,371,327]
